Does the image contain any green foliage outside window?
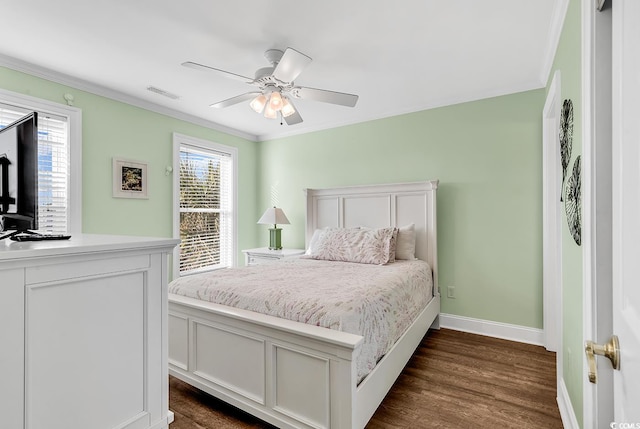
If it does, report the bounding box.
[179,153,223,273]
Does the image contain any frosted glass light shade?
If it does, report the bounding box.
[281,97,295,117]
[263,102,277,119]
[249,94,267,113]
[268,91,283,111]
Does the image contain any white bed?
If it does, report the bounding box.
[168,180,440,429]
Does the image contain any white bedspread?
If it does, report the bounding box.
[168,257,433,382]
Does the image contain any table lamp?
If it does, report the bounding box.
[257,207,290,250]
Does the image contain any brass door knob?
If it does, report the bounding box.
[585,335,620,384]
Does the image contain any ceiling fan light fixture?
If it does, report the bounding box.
[281,97,295,117]
[185,47,359,126]
[268,91,283,111]
[249,94,267,113]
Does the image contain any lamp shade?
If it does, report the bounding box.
[268,91,283,111]
[249,94,267,113]
[281,97,296,117]
[263,101,277,119]
[257,207,290,226]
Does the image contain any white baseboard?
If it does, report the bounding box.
[439,313,544,346]
[557,378,580,429]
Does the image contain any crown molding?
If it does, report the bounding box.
[0,54,259,142]
[1,52,551,144]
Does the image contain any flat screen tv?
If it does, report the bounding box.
[0,112,38,240]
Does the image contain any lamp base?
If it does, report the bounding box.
[268,228,282,250]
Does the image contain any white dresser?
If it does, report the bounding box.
[0,234,178,429]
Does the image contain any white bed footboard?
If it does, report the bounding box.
[169,294,363,429]
[168,293,440,429]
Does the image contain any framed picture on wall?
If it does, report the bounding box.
[112,157,148,199]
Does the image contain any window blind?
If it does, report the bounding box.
[0,104,69,234]
[179,144,233,274]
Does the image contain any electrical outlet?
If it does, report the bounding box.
[447,286,456,299]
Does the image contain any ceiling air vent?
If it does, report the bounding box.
[146,86,180,100]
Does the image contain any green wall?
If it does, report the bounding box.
[258,89,546,329]
[0,66,259,264]
[547,0,583,425]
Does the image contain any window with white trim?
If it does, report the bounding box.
[0,93,81,234]
[173,133,237,276]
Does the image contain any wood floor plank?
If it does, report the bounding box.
[169,328,563,428]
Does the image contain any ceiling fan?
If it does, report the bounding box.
[182,47,359,125]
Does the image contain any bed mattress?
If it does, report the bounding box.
[168,257,433,382]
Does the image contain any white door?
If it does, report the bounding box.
[611,0,640,420]
[542,71,562,354]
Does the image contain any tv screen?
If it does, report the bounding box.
[0,112,38,237]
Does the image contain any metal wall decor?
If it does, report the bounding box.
[565,155,582,246]
[559,99,574,202]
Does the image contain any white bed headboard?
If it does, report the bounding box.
[304,180,439,290]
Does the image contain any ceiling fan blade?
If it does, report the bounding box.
[284,110,303,125]
[272,48,312,83]
[283,99,303,125]
[210,92,261,109]
[292,86,359,107]
[182,61,253,83]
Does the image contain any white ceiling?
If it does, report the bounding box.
[0,0,565,142]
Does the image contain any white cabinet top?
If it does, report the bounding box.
[0,234,179,263]
[242,247,306,256]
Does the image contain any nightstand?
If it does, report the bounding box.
[242,247,306,266]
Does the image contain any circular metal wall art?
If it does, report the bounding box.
[565,155,582,246]
[559,99,574,202]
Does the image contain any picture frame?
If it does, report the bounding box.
[112,157,148,199]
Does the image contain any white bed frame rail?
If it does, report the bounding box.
[168,180,440,429]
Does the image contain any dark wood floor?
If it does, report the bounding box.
[169,328,563,429]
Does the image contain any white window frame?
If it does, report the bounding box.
[172,133,238,279]
[0,88,82,234]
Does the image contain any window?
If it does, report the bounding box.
[0,90,81,234]
[173,133,237,277]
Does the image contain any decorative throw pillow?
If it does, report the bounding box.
[395,224,417,260]
[310,227,396,265]
[388,227,398,263]
[357,226,398,263]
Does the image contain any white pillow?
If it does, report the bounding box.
[395,224,417,260]
[305,228,325,255]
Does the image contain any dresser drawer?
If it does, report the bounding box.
[242,248,305,266]
[247,254,280,265]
